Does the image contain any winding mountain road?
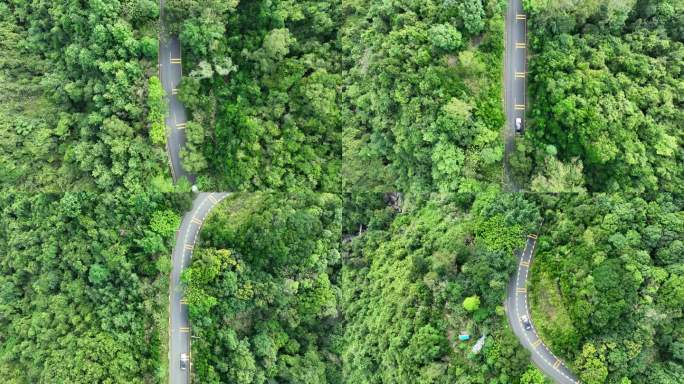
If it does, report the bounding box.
[159,0,195,184]
[503,1,579,381]
[159,2,223,382]
[169,193,229,384]
[503,0,527,191]
[505,234,580,384]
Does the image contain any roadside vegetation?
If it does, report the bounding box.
[164,0,342,192]
[183,192,342,383]
[341,190,544,383]
[342,0,506,193]
[529,193,684,384]
[0,2,173,192]
[510,0,683,194]
[0,192,191,382]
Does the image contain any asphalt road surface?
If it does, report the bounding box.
[503,0,527,191]
[169,193,229,384]
[506,235,580,384]
[159,0,195,184]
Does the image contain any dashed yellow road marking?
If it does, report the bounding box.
[553,359,561,369]
[516,14,526,20]
[208,194,218,204]
[170,58,182,64]
[179,327,190,333]
[532,339,542,348]
[176,122,187,130]
[516,287,527,293]
[516,43,526,49]
[180,298,188,304]
[528,233,538,239]
[184,244,194,250]
[515,104,526,110]
[515,71,526,78]
[172,88,178,95]
[520,260,530,267]
[191,217,202,225]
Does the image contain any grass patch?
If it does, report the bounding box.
[155,259,171,384]
[529,269,578,357]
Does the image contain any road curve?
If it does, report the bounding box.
[169,193,229,384]
[506,235,580,384]
[159,0,195,184]
[503,0,527,191]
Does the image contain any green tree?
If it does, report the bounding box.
[463,295,481,312]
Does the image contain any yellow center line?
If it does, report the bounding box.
[520,261,530,267]
[531,339,542,348]
[528,233,538,239]
[516,287,527,293]
[184,244,194,250]
[553,359,561,369]
[208,194,218,204]
[516,14,526,20]
[191,217,202,225]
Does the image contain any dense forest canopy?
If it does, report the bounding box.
[0,1,173,192]
[341,190,545,383]
[0,192,191,382]
[182,193,342,383]
[165,0,342,192]
[341,0,506,193]
[1,0,683,383]
[510,0,684,195]
[529,193,684,384]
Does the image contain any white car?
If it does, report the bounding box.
[515,117,523,134]
[180,353,189,370]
